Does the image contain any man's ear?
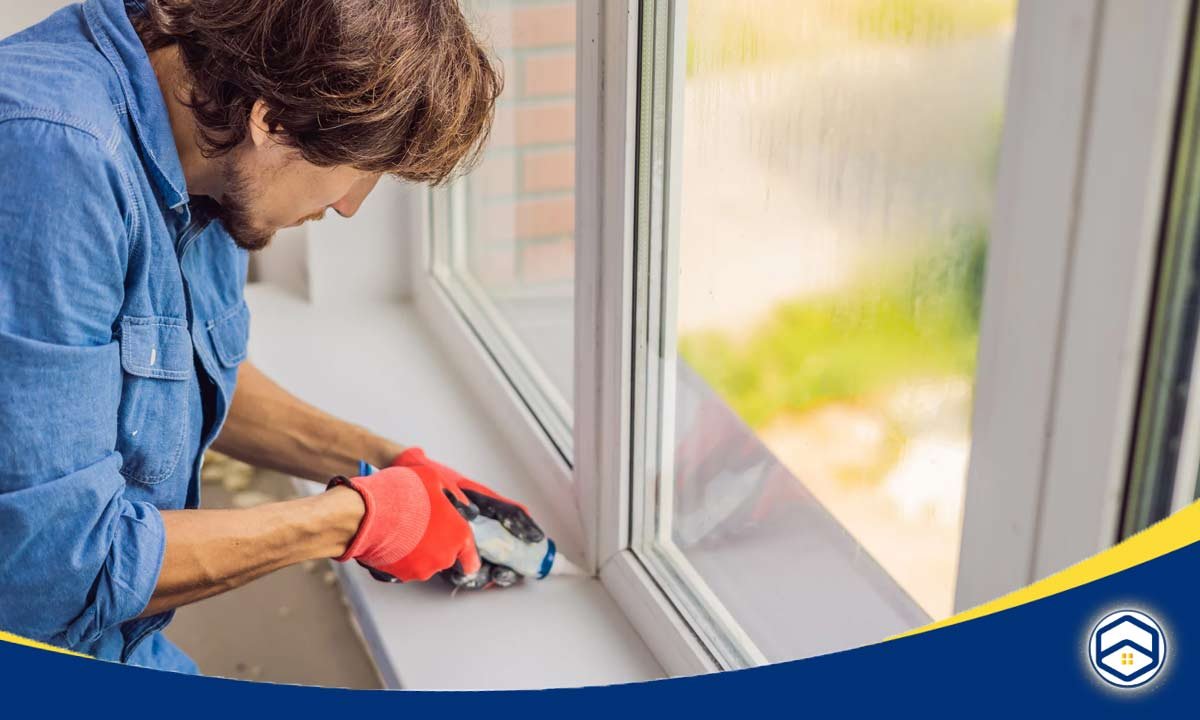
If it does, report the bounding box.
[247,100,278,149]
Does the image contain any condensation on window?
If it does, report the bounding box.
[668,0,1017,654]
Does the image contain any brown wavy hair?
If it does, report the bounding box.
[133,0,502,184]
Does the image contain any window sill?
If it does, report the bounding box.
[243,283,664,689]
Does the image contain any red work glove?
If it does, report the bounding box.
[327,465,481,582]
[391,448,545,589]
[390,447,543,544]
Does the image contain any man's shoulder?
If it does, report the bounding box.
[0,12,124,148]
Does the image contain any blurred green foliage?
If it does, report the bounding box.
[854,0,1018,43]
[686,0,1016,76]
[680,224,987,428]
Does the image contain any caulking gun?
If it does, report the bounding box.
[356,461,583,587]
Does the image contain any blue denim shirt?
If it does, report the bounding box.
[0,0,249,671]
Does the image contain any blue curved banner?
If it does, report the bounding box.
[3,535,1197,716]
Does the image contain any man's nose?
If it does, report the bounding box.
[330,174,382,218]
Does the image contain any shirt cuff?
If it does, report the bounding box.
[66,499,165,648]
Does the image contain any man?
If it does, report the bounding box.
[0,0,537,672]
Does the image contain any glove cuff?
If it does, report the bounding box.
[328,468,432,567]
[327,475,372,563]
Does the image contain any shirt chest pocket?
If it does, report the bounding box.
[207,300,249,381]
[117,315,193,485]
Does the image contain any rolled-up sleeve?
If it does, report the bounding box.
[0,118,163,651]
[0,451,166,649]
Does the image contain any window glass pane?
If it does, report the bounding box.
[659,0,1016,660]
[453,0,576,413]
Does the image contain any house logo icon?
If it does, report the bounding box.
[1088,610,1166,688]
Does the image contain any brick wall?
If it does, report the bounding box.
[464,0,576,291]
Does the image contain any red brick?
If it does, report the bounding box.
[489,103,517,148]
[523,51,576,97]
[520,238,575,283]
[471,5,512,49]
[516,102,575,145]
[521,148,574,193]
[469,247,518,288]
[481,202,517,243]
[515,196,574,239]
[474,151,518,195]
[511,4,575,48]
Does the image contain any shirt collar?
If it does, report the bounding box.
[84,0,190,213]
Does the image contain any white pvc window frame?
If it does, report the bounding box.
[427,182,575,462]
[412,0,1193,676]
[954,0,1190,608]
[414,192,579,554]
[575,0,724,674]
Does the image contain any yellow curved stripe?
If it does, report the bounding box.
[0,630,89,658]
[891,498,1200,641]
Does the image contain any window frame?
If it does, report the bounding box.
[624,0,772,670]
[955,0,1190,607]
[414,190,580,558]
[412,0,1193,676]
[572,0,734,674]
[427,152,575,463]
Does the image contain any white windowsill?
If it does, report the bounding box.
[243,283,664,689]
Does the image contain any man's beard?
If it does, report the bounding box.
[192,157,274,252]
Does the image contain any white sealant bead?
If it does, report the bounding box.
[548,554,588,577]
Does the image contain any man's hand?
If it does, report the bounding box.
[391,448,544,543]
[390,448,544,589]
[329,465,480,582]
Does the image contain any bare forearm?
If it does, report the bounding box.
[141,487,364,616]
[214,361,404,482]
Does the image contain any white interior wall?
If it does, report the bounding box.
[301,179,417,305]
[252,176,420,305]
[251,227,310,299]
[0,1,67,37]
